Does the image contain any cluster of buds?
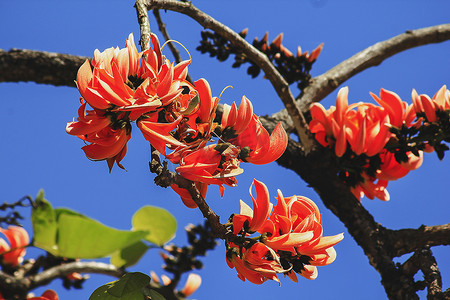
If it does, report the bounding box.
[67,33,288,207]
[197,29,322,90]
[309,86,449,201]
[226,179,343,284]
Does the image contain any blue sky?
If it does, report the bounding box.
[1,1,449,299]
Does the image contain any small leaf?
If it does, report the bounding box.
[89,272,150,300]
[132,206,177,246]
[110,241,149,268]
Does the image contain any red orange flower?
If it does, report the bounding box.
[69,33,190,170]
[69,33,289,207]
[66,102,131,171]
[309,87,425,201]
[221,97,288,165]
[0,226,29,266]
[76,33,186,114]
[226,242,285,284]
[412,85,450,122]
[309,87,394,157]
[229,179,343,283]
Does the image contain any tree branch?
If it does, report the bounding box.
[0,49,87,87]
[135,0,152,50]
[144,0,313,152]
[400,247,444,299]
[0,261,124,299]
[299,23,450,110]
[29,261,125,289]
[386,223,450,258]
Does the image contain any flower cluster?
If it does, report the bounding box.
[67,33,288,207]
[309,87,424,201]
[0,225,29,266]
[226,179,343,284]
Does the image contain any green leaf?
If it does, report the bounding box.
[31,193,148,259]
[132,206,177,246]
[148,289,166,300]
[31,190,58,253]
[55,212,148,259]
[110,241,149,268]
[89,272,150,300]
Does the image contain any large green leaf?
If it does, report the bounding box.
[110,241,149,268]
[89,272,150,300]
[132,206,177,246]
[55,212,148,259]
[31,192,148,259]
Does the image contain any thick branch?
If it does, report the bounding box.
[145,0,312,151]
[0,49,87,87]
[299,23,450,111]
[386,223,450,258]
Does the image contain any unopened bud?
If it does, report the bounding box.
[308,43,324,62]
[280,45,293,57]
[296,46,303,57]
[262,32,269,43]
[181,273,202,297]
[239,28,249,37]
[161,274,171,286]
[272,33,283,48]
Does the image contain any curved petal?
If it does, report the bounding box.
[248,179,271,232]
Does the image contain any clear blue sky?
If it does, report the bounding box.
[1,1,449,299]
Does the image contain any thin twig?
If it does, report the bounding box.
[135,0,152,50]
[152,9,193,83]
[149,147,226,239]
